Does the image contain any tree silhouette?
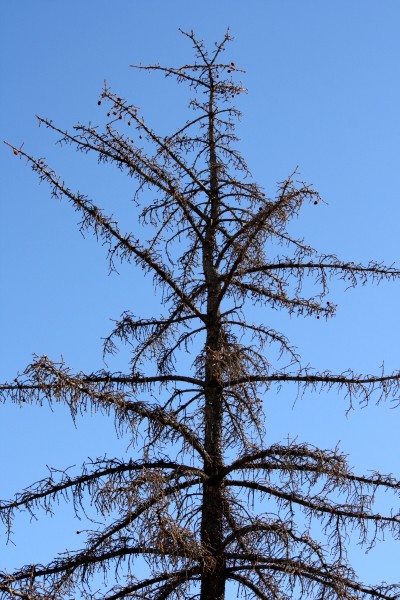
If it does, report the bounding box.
[1,30,400,600]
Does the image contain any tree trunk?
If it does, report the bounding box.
[200,77,226,599]
[200,318,226,600]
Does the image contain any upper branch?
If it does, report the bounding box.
[233,259,400,285]
[5,143,204,321]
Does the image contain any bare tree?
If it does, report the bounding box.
[1,30,400,600]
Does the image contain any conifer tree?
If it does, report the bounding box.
[2,30,400,600]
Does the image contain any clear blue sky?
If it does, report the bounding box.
[1,0,400,588]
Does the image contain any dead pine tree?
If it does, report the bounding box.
[1,30,400,600]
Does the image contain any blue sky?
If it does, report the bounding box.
[1,0,400,589]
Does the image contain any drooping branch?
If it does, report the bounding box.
[0,458,203,533]
[225,443,400,493]
[0,357,208,460]
[226,479,400,535]
[225,560,399,600]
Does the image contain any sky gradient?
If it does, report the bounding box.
[1,0,400,588]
